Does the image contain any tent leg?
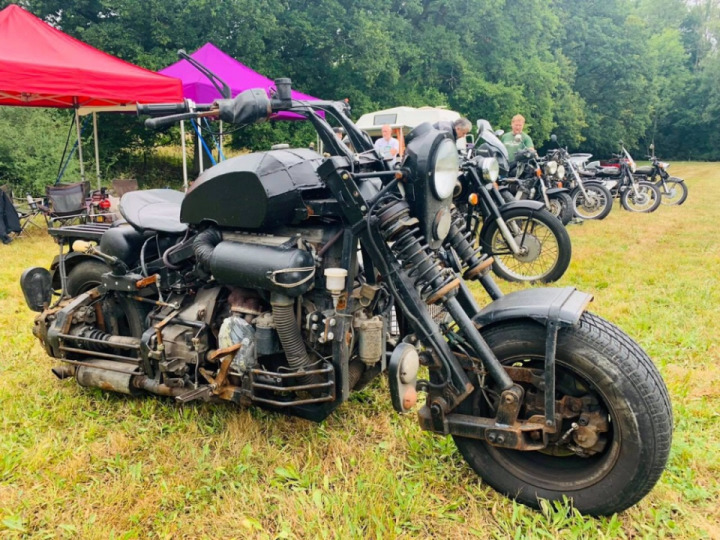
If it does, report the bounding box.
[93,112,101,189]
[219,120,224,162]
[75,108,86,183]
[181,120,188,192]
[198,121,204,174]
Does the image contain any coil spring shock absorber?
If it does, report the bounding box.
[375,198,515,391]
[444,206,503,301]
[376,199,460,305]
[444,206,494,280]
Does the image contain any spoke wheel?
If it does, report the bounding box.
[657,178,688,205]
[571,184,613,220]
[546,192,573,225]
[480,208,571,283]
[620,181,661,213]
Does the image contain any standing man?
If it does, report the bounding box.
[501,114,535,162]
[373,124,401,165]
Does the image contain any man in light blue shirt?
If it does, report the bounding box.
[373,124,401,165]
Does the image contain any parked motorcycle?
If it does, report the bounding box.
[456,121,572,283]
[633,145,688,206]
[579,145,662,213]
[545,141,613,221]
[19,80,671,516]
[500,146,574,225]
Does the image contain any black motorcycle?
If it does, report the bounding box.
[456,122,572,283]
[580,146,662,213]
[500,147,575,225]
[634,146,688,206]
[20,79,671,516]
[545,142,613,221]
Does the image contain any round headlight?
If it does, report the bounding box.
[481,157,500,182]
[660,161,670,170]
[557,164,565,179]
[545,161,558,175]
[431,138,459,200]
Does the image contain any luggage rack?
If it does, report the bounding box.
[47,222,113,243]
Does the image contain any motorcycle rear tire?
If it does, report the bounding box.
[546,192,574,225]
[66,260,145,338]
[620,181,661,213]
[452,313,672,516]
[480,207,571,283]
[571,183,613,220]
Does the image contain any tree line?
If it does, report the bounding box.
[1,0,719,191]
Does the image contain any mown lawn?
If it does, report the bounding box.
[0,163,718,539]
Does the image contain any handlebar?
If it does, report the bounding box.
[137,102,191,116]
[145,112,213,129]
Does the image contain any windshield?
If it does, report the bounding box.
[476,119,510,170]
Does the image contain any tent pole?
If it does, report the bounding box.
[198,121,204,174]
[219,120,224,161]
[93,112,101,189]
[181,120,188,191]
[75,107,86,182]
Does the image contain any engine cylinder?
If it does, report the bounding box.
[208,241,315,297]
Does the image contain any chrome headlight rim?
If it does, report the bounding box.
[660,161,670,170]
[557,164,565,179]
[545,160,558,175]
[480,157,500,182]
[431,138,460,200]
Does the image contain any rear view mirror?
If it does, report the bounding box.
[551,134,558,143]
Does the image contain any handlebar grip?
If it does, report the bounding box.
[145,112,199,129]
[137,102,189,116]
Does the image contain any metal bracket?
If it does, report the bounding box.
[544,320,560,430]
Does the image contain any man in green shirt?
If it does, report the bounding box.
[501,114,535,162]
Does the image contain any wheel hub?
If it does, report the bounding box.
[512,233,542,262]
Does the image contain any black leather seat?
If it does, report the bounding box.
[119,189,188,234]
[635,166,653,175]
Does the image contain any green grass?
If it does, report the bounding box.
[1,163,718,538]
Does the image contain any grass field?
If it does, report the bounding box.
[1,163,718,539]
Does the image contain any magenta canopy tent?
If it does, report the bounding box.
[159,43,319,120]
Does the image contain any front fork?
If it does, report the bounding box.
[320,159,558,449]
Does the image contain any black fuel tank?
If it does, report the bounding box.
[180,148,326,229]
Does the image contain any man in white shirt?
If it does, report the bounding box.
[373,124,401,166]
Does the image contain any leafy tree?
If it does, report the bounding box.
[0,108,80,194]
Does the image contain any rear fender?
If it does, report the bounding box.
[50,252,107,291]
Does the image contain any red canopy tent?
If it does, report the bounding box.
[0,4,182,185]
[0,4,182,108]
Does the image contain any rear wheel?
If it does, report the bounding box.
[571,183,613,220]
[66,260,145,338]
[480,207,571,283]
[620,181,661,213]
[453,313,672,515]
[657,178,688,205]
